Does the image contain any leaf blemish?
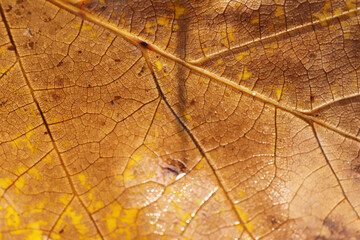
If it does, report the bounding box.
[163,158,187,176]
[140,41,148,48]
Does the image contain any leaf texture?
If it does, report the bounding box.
[0,0,360,239]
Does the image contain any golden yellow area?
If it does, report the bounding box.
[58,206,89,235]
[0,177,13,189]
[214,59,223,67]
[5,205,20,228]
[264,42,278,54]
[1,65,15,74]
[77,173,87,186]
[43,154,52,163]
[155,60,163,71]
[87,190,105,212]
[346,0,356,9]
[28,167,41,180]
[195,161,204,170]
[104,203,138,239]
[0,45,8,57]
[170,2,187,19]
[274,6,284,18]
[234,205,254,232]
[144,21,155,34]
[10,125,38,154]
[123,153,142,183]
[76,24,92,31]
[238,67,252,81]
[89,31,97,38]
[313,0,332,20]
[157,15,171,29]
[236,51,250,64]
[14,176,25,191]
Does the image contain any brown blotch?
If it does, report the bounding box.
[27,41,35,49]
[351,156,360,176]
[59,229,64,234]
[309,53,317,59]
[138,66,145,76]
[7,45,15,51]
[114,59,121,62]
[269,216,279,225]
[56,61,63,67]
[113,96,121,100]
[5,5,12,12]
[50,92,61,101]
[163,158,187,176]
[189,99,196,106]
[55,77,65,87]
[78,50,82,54]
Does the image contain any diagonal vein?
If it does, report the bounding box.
[47,0,360,143]
[0,3,105,239]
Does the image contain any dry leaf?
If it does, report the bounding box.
[0,0,360,239]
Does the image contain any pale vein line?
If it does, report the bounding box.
[192,7,360,65]
[47,0,360,143]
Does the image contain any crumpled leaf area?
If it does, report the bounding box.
[0,0,359,239]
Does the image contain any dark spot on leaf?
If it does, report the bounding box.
[44,131,48,135]
[163,158,187,176]
[269,216,279,225]
[16,0,23,4]
[14,9,21,15]
[140,41,148,48]
[110,100,115,105]
[5,5,12,12]
[59,229,64,234]
[138,66,145,76]
[78,50,82,54]
[57,61,63,67]
[100,6,106,11]
[28,11,31,15]
[28,41,35,49]
[114,96,121,100]
[50,92,61,101]
[189,99,195,106]
[114,59,121,62]
[310,94,315,101]
[314,113,319,117]
[314,236,327,240]
[0,99,8,107]
[309,53,317,59]
[7,45,15,51]
[88,84,91,88]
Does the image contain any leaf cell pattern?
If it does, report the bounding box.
[0,0,359,239]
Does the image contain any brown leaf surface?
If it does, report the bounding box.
[0,0,360,239]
